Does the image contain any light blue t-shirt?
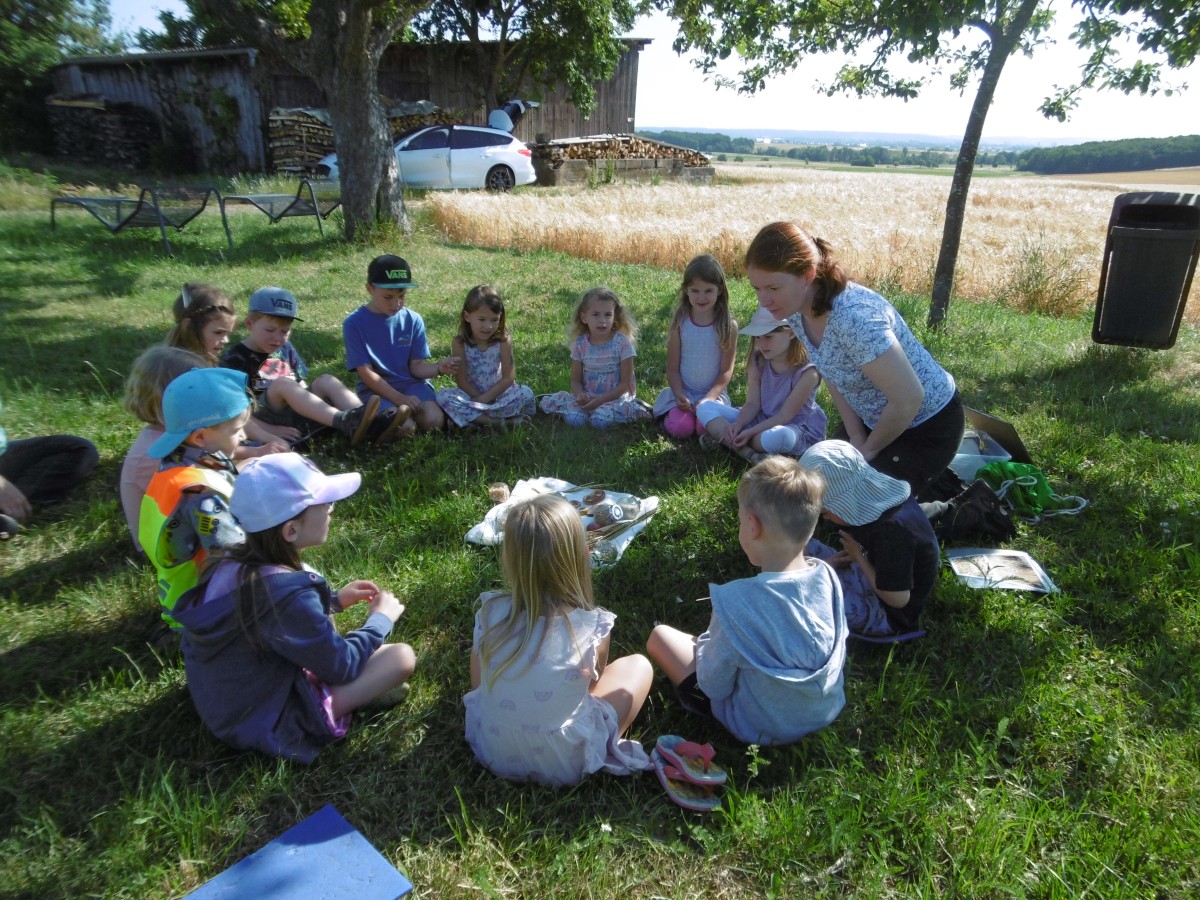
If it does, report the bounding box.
[786,282,955,429]
[342,304,433,396]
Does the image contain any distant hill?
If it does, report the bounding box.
[639,126,1086,151]
[1018,135,1200,174]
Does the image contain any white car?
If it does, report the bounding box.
[315,124,537,190]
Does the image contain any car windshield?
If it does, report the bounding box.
[390,126,424,149]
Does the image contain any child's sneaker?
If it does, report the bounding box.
[698,433,721,452]
[0,513,21,541]
[363,682,410,711]
[368,404,413,445]
[332,396,380,446]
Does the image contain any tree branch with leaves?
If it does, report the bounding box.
[664,0,1197,325]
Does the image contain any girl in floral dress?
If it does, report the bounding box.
[436,285,535,428]
[539,286,650,428]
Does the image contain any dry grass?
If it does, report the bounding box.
[429,166,1199,321]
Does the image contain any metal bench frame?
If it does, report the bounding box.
[220,178,342,236]
[50,184,233,257]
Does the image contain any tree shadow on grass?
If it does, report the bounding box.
[0,607,172,713]
[0,534,135,606]
[0,319,172,397]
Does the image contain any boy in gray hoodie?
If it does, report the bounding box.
[647,456,848,745]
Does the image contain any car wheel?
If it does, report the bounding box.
[486,165,516,192]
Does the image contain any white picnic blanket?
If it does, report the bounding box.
[465,477,659,569]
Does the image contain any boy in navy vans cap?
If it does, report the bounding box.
[221,286,410,446]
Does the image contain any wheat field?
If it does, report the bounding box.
[429,165,1200,320]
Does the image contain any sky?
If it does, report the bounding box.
[107,0,1200,145]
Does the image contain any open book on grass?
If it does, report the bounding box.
[945,548,1059,593]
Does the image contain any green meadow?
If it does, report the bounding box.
[1,164,1198,898]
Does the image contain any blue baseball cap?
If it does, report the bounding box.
[148,367,251,459]
[248,286,303,320]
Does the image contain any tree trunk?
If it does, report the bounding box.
[191,0,415,241]
[304,1,409,240]
[928,0,1044,327]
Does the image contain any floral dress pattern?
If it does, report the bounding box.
[539,333,650,427]
[436,342,534,427]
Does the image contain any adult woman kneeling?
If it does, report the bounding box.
[745,221,964,495]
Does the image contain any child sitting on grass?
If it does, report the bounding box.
[222,286,409,446]
[538,286,651,428]
[343,256,460,433]
[166,282,236,365]
[121,346,288,555]
[696,307,826,463]
[174,453,415,763]
[647,456,848,745]
[799,440,938,638]
[141,368,251,629]
[435,285,535,429]
[465,494,653,785]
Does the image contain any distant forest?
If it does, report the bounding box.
[1016,135,1200,174]
[637,130,1200,174]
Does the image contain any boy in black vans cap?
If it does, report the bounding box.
[342,256,460,433]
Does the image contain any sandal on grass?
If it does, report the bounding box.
[652,749,721,812]
[656,735,727,785]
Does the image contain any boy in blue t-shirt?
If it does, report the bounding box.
[342,255,460,433]
[222,287,408,445]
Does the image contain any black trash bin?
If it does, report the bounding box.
[1093,191,1200,349]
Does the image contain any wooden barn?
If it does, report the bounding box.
[48,39,651,174]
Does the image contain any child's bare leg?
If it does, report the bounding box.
[266,378,340,426]
[309,374,360,412]
[329,642,416,717]
[592,653,653,734]
[414,399,445,431]
[646,624,698,686]
[705,418,732,443]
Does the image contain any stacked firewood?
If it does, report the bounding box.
[268,105,463,172]
[531,134,709,168]
[46,96,160,170]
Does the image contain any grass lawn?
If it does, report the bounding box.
[1,185,1199,898]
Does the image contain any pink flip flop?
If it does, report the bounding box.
[651,749,720,812]
[655,735,727,786]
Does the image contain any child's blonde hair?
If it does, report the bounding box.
[739,456,824,543]
[123,345,208,425]
[673,255,737,351]
[568,286,638,343]
[457,285,509,347]
[749,324,809,371]
[166,283,235,362]
[480,494,595,686]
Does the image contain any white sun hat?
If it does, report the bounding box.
[799,440,911,525]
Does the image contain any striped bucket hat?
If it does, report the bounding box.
[799,440,910,525]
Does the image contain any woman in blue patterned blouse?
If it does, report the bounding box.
[744,222,964,496]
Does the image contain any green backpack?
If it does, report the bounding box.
[975,461,1088,523]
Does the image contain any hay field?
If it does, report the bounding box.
[1050,166,1200,191]
[428,166,1199,320]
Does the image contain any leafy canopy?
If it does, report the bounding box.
[666,0,1197,122]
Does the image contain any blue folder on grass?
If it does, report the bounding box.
[185,804,412,899]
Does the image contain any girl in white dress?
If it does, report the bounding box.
[436,285,535,428]
[464,494,653,785]
[653,255,739,439]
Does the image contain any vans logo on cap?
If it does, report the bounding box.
[272,296,295,311]
[386,268,409,281]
